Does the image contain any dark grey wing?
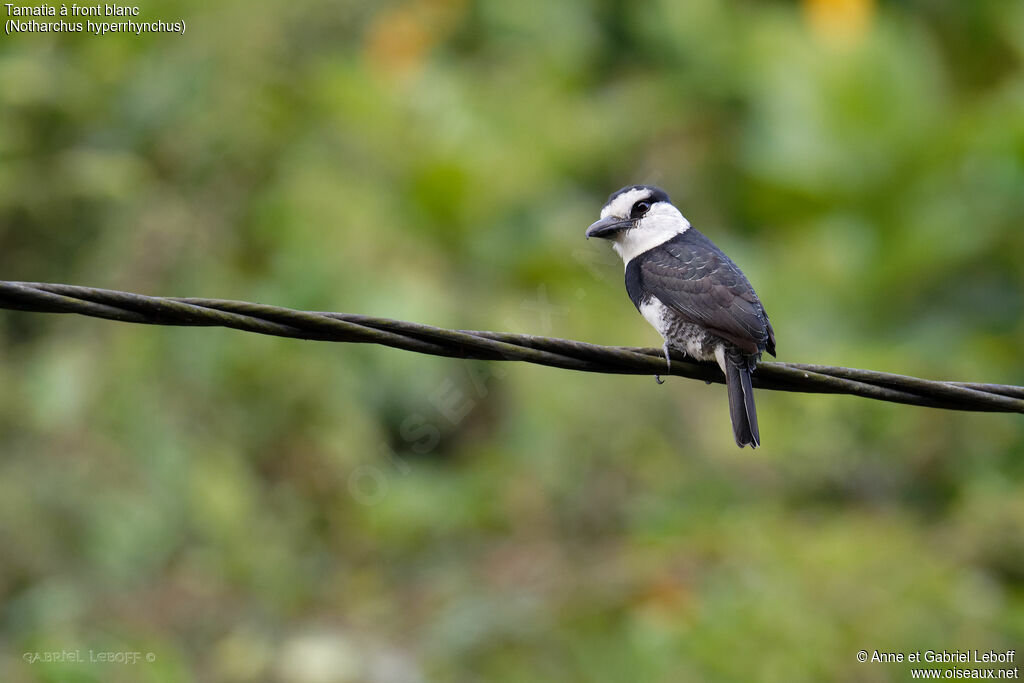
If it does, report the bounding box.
[630,230,774,356]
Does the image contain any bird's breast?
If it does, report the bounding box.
[638,296,671,338]
[638,296,720,362]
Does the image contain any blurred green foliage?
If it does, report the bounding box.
[1,0,1023,681]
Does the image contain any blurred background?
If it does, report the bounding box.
[1,0,1023,680]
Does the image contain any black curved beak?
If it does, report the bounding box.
[585,216,634,239]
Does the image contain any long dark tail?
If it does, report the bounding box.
[725,356,760,448]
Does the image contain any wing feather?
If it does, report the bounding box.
[636,230,774,356]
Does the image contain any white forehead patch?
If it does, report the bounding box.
[600,188,652,219]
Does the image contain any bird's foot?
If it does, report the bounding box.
[654,342,673,385]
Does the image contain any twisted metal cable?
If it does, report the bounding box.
[1,281,1022,414]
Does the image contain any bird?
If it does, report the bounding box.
[585,184,775,448]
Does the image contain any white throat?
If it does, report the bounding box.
[609,203,690,264]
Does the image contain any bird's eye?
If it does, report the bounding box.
[631,201,651,217]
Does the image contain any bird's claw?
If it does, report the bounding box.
[659,342,672,384]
